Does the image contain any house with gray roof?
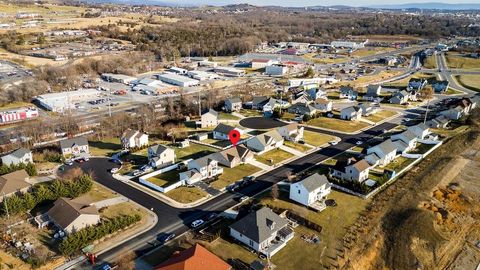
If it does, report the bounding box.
[330,157,371,183]
[339,86,358,100]
[408,123,430,139]
[59,137,89,158]
[180,155,223,184]
[365,139,398,166]
[251,96,269,110]
[148,145,175,168]
[314,98,333,112]
[432,80,449,93]
[201,109,219,128]
[391,130,417,153]
[213,123,242,140]
[389,90,410,105]
[426,115,450,129]
[340,106,362,121]
[1,147,33,166]
[358,103,378,116]
[289,173,331,211]
[230,207,294,258]
[287,102,317,116]
[245,130,284,154]
[121,129,149,149]
[0,170,31,202]
[47,195,100,233]
[225,97,242,112]
[210,145,254,168]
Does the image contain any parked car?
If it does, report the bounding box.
[238,196,249,202]
[110,168,119,174]
[132,170,142,176]
[64,160,73,166]
[140,165,152,172]
[356,141,363,145]
[191,219,204,228]
[157,233,176,243]
[329,140,338,145]
[206,213,217,221]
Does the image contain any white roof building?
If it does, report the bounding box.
[35,89,101,112]
[156,73,199,87]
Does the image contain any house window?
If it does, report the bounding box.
[249,240,254,247]
[298,190,301,194]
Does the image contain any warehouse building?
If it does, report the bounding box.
[213,66,245,77]
[156,73,200,87]
[35,89,102,112]
[187,70,219,81]
[101,73,137,85]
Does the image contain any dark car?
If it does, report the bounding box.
[157,233,176,243]
[206,213,217,220]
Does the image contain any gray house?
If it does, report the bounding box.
[340,106,362,121]
[225,97,242,112]
[330,157,370,183]
[365,139,398,166]
[287,103,317,116]
[432,80,449,93]
[1,148,33,166]
[60,137,89,158]
[148,145,175,168]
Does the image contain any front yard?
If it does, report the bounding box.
[302,131,337,147]
[307,115,370,133]
[256,149,294,165]
[210,164,261,190]
[89,137,122,156]
[239,109,263,118]
[364,109,398,123]
[218,112,240,120]
[284,141,312,152]
[165,186,208,204]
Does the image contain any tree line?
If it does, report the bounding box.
[0,162,37,177]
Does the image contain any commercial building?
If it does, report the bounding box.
[187,70,219,81]
[156,73,200,87]
[0,107,39,125]
[101,73,137,85]
[35,89,102,112]
[213,67,245,77]
[330,40,367,49]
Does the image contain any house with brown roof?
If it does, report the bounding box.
[330,157,370,183]
[210,145,254,168]
[0,169,31,201]
[245,130,284,154]
[276,123,304,143]
[121,129,149,149]
[47,195,100,233]
[155,244,231,270]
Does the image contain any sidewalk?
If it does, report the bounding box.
[279,145,304,157]
[248,159,274,171]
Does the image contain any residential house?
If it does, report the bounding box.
[291,93,311,105]
[1,148,33,166]
[426,115,450,129]
[305,88,326,101]
[358,103,378,116]
[289,173,331,211]
[180,156,223,184]
[314,98,333,112]
[440,106,464,120]
[229,207,294,258]
[47,195,100,233]
[251,96,269,110]
[263,98,290,116]
[340,106,362,121]
[407,123,430,139]
[59,137,89,158]
[389,91,410,105]
[213,124,240,140]
[121,129,149,149]
[432,80,450,93]
[277,123,304,143]
[330,157,370,183]
[391,130,418,153]
[155,244,231,270]
[287,103,317,116]
[0,170,31,201]
[246,130,284,153]
[408,78,427,91]
[225,98,242,112]
[367,85,382,97]
[201,109,219,128]
[148,145,175,169]
[339,86,358,100]
[210,145,254,168]
[365,139,398,166]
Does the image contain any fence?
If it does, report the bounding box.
[33,130,94,147]
[138,160,190,193]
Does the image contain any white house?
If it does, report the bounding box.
[245,130,284,153]
[330,158,370,183]
[210,145,254,168]
[47,196,100,234]
[179,156,223,184]
[314,98,333,112]
[389,91,410,105]
[340,106,362,121]
[213,123,242,140]
[407,123,430,140]
[276,123,304,143]
[365,139,398,166]
[289,173,331,211]
[391,130,417,153]
[358,103,378,116]
[229,207,294,258]
[225,97,242,112]
[121,129,149,149]
[426,115,450,129]
[59,137,89,158]
[148,145,175,169]
[201,109,219,128]
[1,148,33,166]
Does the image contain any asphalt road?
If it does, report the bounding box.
[64,120,396,268]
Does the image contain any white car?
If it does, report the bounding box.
[356,141,363,145]
[191,219,204,228]
[110,168,119,174]
[64,160,73,166]
[329,141,338,145]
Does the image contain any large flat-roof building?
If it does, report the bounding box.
[213,66,245,77]
[35,89,101,112]
[101,73,137,85]
[156,73,200,87]
[330,40,367,49]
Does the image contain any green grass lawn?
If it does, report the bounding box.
[175,144,218,161]
[384,156,416,172]
[303,131,337,147]
[146,170,180,187]
[89,137,122,157]
[364,110,398,123]
[165,186,208,203]
[211,164,262,190]
[307,116,369,133]
[256,149,294,165]
[218,112,240,120]
[431,126,469,138]
[284,140,312,152]
[445,88,463,95]
[239,109,262,117]
[202,138,232,148]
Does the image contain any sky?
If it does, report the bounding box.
[164,0,480,7]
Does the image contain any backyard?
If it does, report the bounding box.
[239,109,263,118]
[307,115,370,133]
[146,170,180,187]
[210,164,262,190]
[165,186,208,204]
[218,112,240,120]
[175,144,218,161]
[255,149,294,165]
[284,141,312,152]
[303,131,337,147]
[364,109,398,123]
[384,156,416,172]
[89,137,122,156]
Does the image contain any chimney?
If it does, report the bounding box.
[266,219,275,230]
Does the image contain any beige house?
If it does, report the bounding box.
[210,145,254,168]
[59,137,89,158]
[148,145,176,169]
[0,170,31,201]
[201,109,219,128]
[277,123,304,142]
[121,129,149,149]
[47,195,100,233]
[246,130,284,153]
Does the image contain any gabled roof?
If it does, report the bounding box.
[341,106,361,114]
[213,123,236,135]
[226,97,241,104]
[332,157,370,173]
[340,86,354,94]
[0,169,30,195]
[280,123,298,132]
[229,207,288,243]
[371,139,397,154]
[251,96,269,106]
[155,244,231,270]
[6,148,31,159]
[315,98,331,105]
[210,145,252,165]
[59,137,88,149]
[253,130,283,147]
[295,173,330,192]
[288,103,316,114]
[149,145,173,156]
[47,195,98,229]
[202,109,218,117]
[122,129,144,140]
[191,155,216,168]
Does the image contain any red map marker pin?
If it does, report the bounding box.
[228,129,240,146]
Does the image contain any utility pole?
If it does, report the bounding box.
[108,89,112,118]
[3,192,9,220]
[423,98,430,124]
[198,89,201,117]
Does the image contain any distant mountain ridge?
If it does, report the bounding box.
[367,2,480,10]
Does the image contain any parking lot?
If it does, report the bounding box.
[0,60,31,84]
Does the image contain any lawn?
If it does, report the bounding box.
[384,156,416,172]
[218,112,240,120]
[210,164,262,190]
[445,54,480,69]
[281,112,297,121]
[202,138,232,148]
[455,75,480,92]
[352,70,403,86]
[445,88,463,95]
[409,143,436,155]
[256,149,294,165]
[0,101,35,110]
[87,182,118,202]
[284,140,312,152]
[364,110,398,123]
[431,125,469,138]
[239,109,262,117]
[423,55,437,69]
[303,131,337,147]
[350,47,395,58]
[307,116,369,133]
[146,170,180,187]
[89,137,122,157]
[165,186,208,203]
[175,144,218,161]
[99,202,148,219]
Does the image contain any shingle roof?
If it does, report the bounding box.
[213,123,236,135]
[226,97,241,104]
[155,244,231,270]
[59,137,88,149]
[0,170,30,195]
[149,145,172,156]
[251,96,269,106]
[47,195,98,229]
[373,139,397,154]
[341,106,361,114]
[296,173,330,192]
[8,148,31,159]
[332,157,369,173]
[229,207,288,243]
[210,145,252,166]
[254,130,283,147]
[122,129,139,140]
[203,109,218,117]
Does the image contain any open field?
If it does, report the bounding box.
[0,101,35,110]
[364,110,398,123]
[423,56,437,69]
[350,47,396,58]
[211,164,261,190]
[384,72,435,87]
[239,109,263,117]
[351,70,404,86]
[445,54,480,69]
[303,131,337,147]
[100,201,148,219]
[165,186,208,203]
[431,125,469,138]
[307,115,370,133]
[455,75,480,92]
[256,149,294,165]
[349,35,422,42]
